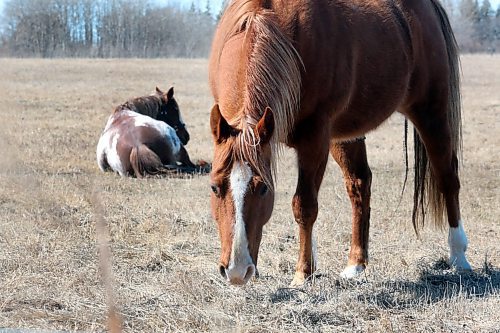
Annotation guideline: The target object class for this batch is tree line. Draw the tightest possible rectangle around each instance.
[444,0,500,52]
[0,0,499,58]
[0,0,218,57]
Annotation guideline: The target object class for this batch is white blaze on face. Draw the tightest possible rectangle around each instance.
[227,162,254,278]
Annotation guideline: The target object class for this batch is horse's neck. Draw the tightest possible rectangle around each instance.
[128,97,160,118]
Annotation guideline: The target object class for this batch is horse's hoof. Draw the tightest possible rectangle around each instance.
[289,271,307,287]
[340,264,365,279]
[449,255,472,271]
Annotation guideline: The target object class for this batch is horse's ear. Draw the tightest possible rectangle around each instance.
[210,104,232,143]
[167,87,174,99]
[255,107,274,144]
[155,86,163,95]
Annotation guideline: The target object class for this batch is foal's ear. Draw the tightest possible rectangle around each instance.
[155,86,163,95]
[255,107,274,144]
[210,104,232,143]
[167,87,174,100]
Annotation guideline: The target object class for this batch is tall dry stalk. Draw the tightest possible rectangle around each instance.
[92,189,123,333]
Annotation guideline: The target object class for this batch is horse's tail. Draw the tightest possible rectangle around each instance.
[412,0,462,232]
[129,144,163,178]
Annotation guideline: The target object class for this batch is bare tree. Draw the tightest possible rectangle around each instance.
[0,0,216,57]
[1,0,498,56]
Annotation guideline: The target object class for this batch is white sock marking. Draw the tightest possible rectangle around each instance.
[340,265,365,279]
[448,220,472,270]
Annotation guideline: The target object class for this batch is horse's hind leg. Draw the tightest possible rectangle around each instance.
[330,139,372,278]
[407,102,471,270]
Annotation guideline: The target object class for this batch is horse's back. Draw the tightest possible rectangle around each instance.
[276,0,450,138]
[265,0,416,138]
[291,0,450,104]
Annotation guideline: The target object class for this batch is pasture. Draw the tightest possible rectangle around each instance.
[0,55,498,332]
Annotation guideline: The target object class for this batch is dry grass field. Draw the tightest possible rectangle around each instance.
[0,55,498,332]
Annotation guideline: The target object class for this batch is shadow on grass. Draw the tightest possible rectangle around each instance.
[268,259,500,310]
[357,259,500,309]
[151,161,211,178]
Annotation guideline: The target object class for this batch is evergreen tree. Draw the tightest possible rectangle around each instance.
[480,0,493,17]
[478,0,493,48]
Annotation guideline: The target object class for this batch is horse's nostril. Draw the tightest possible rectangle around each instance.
[219,265,227,279]
[244,264,256,282]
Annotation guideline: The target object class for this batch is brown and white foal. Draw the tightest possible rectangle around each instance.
[96,89,195,177]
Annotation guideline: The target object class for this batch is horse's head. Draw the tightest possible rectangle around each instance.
[209,103,276,285]
[156,86,190,145]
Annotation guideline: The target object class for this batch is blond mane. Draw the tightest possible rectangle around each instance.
[213,0,303,187]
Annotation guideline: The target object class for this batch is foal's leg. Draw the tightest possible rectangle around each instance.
[290,142,329,286]
[330,139,372,278]
[408,107,471,270]
[176,146,196,169]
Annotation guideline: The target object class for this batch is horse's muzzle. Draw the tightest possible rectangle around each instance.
[219,263,255,285]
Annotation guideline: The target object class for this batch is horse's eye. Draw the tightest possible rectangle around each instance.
[259,184,268,196]
[211,184,220,197]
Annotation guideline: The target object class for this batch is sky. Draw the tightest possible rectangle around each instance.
[165,0,225,15]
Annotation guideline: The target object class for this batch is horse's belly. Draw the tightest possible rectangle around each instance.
[330,106,396,141]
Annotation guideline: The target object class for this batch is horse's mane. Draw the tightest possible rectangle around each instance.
[213,0,302,187]
[114,94,164,119]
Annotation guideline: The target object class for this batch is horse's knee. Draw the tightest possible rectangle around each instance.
[355,163,372,185]
[345,167,372,199]
[292,193,318,226]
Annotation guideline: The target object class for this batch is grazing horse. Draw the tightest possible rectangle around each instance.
[208,0,471,286]
[97,107,195,178]
[120,86,190,145]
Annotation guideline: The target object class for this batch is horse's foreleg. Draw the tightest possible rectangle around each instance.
[330,139,372,279]
[290,143,329,287]
[176,146,196,169]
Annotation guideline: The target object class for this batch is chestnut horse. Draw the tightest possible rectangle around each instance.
[208,0,471,285]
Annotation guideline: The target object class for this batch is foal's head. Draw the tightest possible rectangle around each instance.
[209,104,276,285]
[155,87,190,145]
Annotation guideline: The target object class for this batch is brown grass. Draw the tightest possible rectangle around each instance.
[0,55,499,332]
